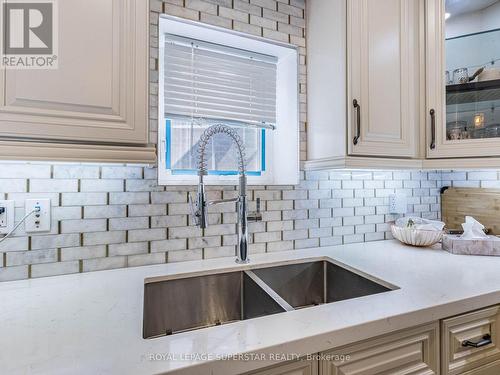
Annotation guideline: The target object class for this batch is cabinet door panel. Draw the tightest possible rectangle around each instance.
[0,0,148,144]
[245,359,318,375]
[320,323,439,375]
[425,0,500,158]
[348,0,420,157]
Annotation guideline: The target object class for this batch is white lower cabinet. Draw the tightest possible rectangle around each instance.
[320,323,439,375]
[246,323,439,375]
[441,305,500,375]
[247,306,500,375]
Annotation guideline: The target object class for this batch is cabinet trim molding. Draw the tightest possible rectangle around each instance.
[303,156,423,170]
[0,140,156,164]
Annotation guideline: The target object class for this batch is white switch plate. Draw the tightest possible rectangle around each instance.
[0,200,15,234]
[25,199,51,233]
[389,193,407,214]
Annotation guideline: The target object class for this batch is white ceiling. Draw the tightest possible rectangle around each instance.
[446,0,500,16]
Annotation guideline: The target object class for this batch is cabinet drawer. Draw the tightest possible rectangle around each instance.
[460,359,500,375]
[441,305,500,375]
[244,359,318,375]
[320,323,439,375]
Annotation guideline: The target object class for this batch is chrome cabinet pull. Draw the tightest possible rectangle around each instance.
[430,109,436,150]
[462,334,492,348]
[353,99,361,145]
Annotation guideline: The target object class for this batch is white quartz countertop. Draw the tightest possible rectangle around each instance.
[3,240,500,375]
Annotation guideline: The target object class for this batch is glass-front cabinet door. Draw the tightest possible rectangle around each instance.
[426,0,500,158]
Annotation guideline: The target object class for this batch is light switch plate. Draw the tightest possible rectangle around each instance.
[0,200,15,234]
[25,199,51,233]
[389,193,407,214]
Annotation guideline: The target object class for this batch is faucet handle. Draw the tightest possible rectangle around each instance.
[189,184,208,229]
[248,198,262,222]
[188,193,198,226]
[188,193,200,226]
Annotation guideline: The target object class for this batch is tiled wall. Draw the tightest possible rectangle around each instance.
[0,164,446,282]
[0,1,495,282]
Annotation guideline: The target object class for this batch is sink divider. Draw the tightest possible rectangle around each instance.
[244,270,295,312]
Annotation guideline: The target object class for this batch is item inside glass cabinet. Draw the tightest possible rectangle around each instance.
[445,0,500,141]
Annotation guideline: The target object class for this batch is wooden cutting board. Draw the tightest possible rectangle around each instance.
[441,187,500,235]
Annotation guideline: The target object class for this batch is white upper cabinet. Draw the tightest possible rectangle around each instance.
[306,0,422,170]
[0,0,151,162]
[347,0,421,158]
[426,0,500,159]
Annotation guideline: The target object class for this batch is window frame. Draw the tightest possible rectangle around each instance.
[157,15,299,186]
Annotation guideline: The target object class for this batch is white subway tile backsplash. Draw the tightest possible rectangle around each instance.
[0,265,29,281]
[31,234,80,250]
[61,219,107,234]
[355,224,376,234]
[309,227,332,238]
[468,171,498,180]
[6,249,57,266]
[169,226,203,239]
[110,192,149,205]
[83,231,126,246]
[109,242,148,256]
[342,180,363,189]
[126,179,163,192]
[128,253,165,267]
[62,192,107,206]
[61,245,106,261]
[83,256,127,272]
[365,232,385,242]
[168,248,203,262]
[30,179,78,193]
[128,228,166,242]
[151,191,187,204]
[0,164,50,179]
[295,238,318,249]
[0,179,27,193]
[151,238,186,252]
[53,165,100,179]
[343,216,364,226]
[109,217,148,231]
[84,205,126,219]
[101,166,142,179]
[2,0,499,282]
[52,206,83,221]
[31,261,79,278]
[320,236,342,246]
[151,215,187,228]
[81,179,124,192]
[334,226,354,236]
[343,234,365,244]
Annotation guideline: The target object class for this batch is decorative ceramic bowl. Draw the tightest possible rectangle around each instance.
[391,225,443,247]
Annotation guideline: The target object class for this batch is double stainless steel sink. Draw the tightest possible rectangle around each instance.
[143,259,396,339]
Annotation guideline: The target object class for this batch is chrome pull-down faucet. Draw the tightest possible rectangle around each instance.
[189,124,262,264]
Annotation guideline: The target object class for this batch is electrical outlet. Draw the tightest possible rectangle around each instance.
[0,200,15,234]
[25,199,51,233]
[389,193,407,214]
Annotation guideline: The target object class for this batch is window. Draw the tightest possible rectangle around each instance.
[158,16,299,185]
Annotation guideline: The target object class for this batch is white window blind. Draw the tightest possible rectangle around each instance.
[164,35,277,127]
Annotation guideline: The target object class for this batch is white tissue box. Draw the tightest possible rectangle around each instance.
[442,234,500,256]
